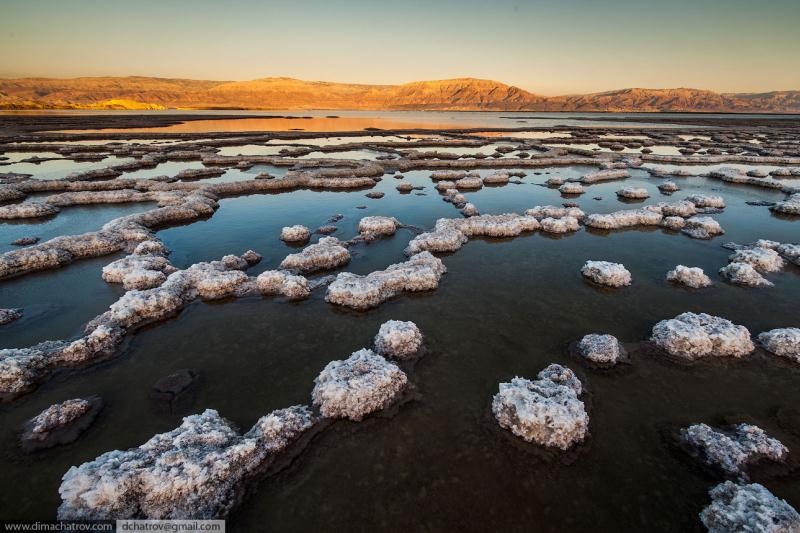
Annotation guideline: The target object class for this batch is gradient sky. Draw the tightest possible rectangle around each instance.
[1,0,798,95]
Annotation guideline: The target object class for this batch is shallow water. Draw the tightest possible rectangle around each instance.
[0,128,799,531]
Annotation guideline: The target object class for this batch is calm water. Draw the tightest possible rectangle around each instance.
[0,126,798,531]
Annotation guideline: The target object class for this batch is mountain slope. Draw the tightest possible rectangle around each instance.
[0,76,797,112]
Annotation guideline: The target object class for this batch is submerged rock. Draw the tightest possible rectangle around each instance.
[21,396,103,452]
[279,237,350,273]
[280,225,311,243]
[757,328,800,363]
[681,423,788,477]
[651,312,754,360]
[719,262,773,288]
[666,265,712,288]
[700,481,800,533]
[312,349,408,421]
[358,216,399,237]
[325,252,446,310]
[492,364,588,450]
[0,308,23,325]
[577,334,624,366]
[373,320,423,359]
[682,216,724,239]
[581,260,632,287]
[58,406,315,519]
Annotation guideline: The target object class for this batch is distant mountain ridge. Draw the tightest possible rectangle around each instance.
[1,76,798,113]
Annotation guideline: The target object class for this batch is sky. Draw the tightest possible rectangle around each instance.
[1,0,798,95]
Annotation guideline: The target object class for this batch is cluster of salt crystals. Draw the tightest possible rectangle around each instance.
[0,202,60,219]
[577,334,624,366]
[279,237,350,273]
[492,364,588,450]
[682,216,725,240]
[700,481,800,533]
[280,225,310,243]
[325,252,446,310]
[757,328,800,363]
[578,169,630,183]
[681,423,788,477]
[58,406,316,519]
[0,308,23,325]
[28,399,92,436]
[666,265,712,288]
[650,312,754,360]
[616,187,649,199]
[770,192,800,216]
[718,244,784,288]
[358,216,399,236]
[559,182,584,195]
[101,240,177,290]
[581,260,632,287]
[373,320,423,359]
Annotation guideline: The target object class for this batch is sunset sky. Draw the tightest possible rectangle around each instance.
[1,0,798,95]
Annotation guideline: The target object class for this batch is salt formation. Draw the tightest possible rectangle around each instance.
[581,260,632,287]
[577,334,624,366]
[492,364,588,450]
[525,205,584,220]
[545,176,564,186]
[658,200,697,217]
[483,172,510,185]
[666,265,712,288]
[729,248,784,273]
[682,216,724,239]
[651,312,754,360]
[559,183,584,195]
[541,216,580,233]
[757,328,800,363]
[770,193,800,216]
[279,237,350,273]
[312,349,408,420]
[658,181,679,193]
[616,187,649,199]
[373,320,423,359]
[430,170,467,180]
[280,225,311,243]
[358,216,399,237]
[0,202,60,220]
[0,308,23,325]
[686,194,726,209]
[681,423,788,476]
[661,216,686,230]
[719,263,773,287]
[404,213,541,256]
[20,396,103,451]
[461,203,480,217]
[435,180,456,191]
[579,169,629,183]
[396,182,413,192]
[325,252,446,309]
[256,270,311,300]
[455,176,483,189]
[700,482,800,533]
[584,207,662,230]
[58,406,315,519]
[777,243,800,266]
[102,243,177,290]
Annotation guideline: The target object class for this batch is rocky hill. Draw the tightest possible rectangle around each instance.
[0,76,797,112]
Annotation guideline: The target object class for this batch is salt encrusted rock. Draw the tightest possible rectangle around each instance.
[757,328,800,363]
[316,225,338,235]
[681,423,788,477]
[580,169,629,183]
[133,240,168,256]
[405,226,467,255]
[492,364,588,450]
[545,176,565,186]
[686,194,726,209]
[661,216,686,230]
[581,260,632,287]
[559,182,584,195]
[666,265,712,288]
[0,202,60,220]
[58,406,315,519]
[616,187,650,199]
[396,182,413,192]
[435,180,456,191]
[241,249,262,265]
[280,225,311,243]
[461,203,480,217]
[771,193,800,216]
[256,270,310,300]
[729,248,784,273]
[430,170,467,181]
[658,181,680,193]
[373,320,423,359]
[0,308,23,325]
[102,255,177,290]
[358,216,399,236]
[584,207,663,229]
[719,263,773,288]
[682,216,724,239]
[279,237,350,273]
[525,205,584,220]
[700,482,800,533]
[577,334,624,366]
[326,252,446,310]
[658,200,697,217]
[483,172,510,185]
[0,186,26,203]
[312,349,408,421]
[365,191,385,199]
[777,243,800,266]
[11,236,39,246]
[651,312,754,360]
[541,216,580,233]
[20,396,103,452]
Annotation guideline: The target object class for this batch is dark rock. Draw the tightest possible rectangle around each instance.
[0,308,23,325]
[365,192,385,199]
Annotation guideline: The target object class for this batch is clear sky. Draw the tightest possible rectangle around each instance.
[1,0,798,95]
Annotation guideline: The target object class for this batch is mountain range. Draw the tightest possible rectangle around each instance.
[1,76,798,113]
